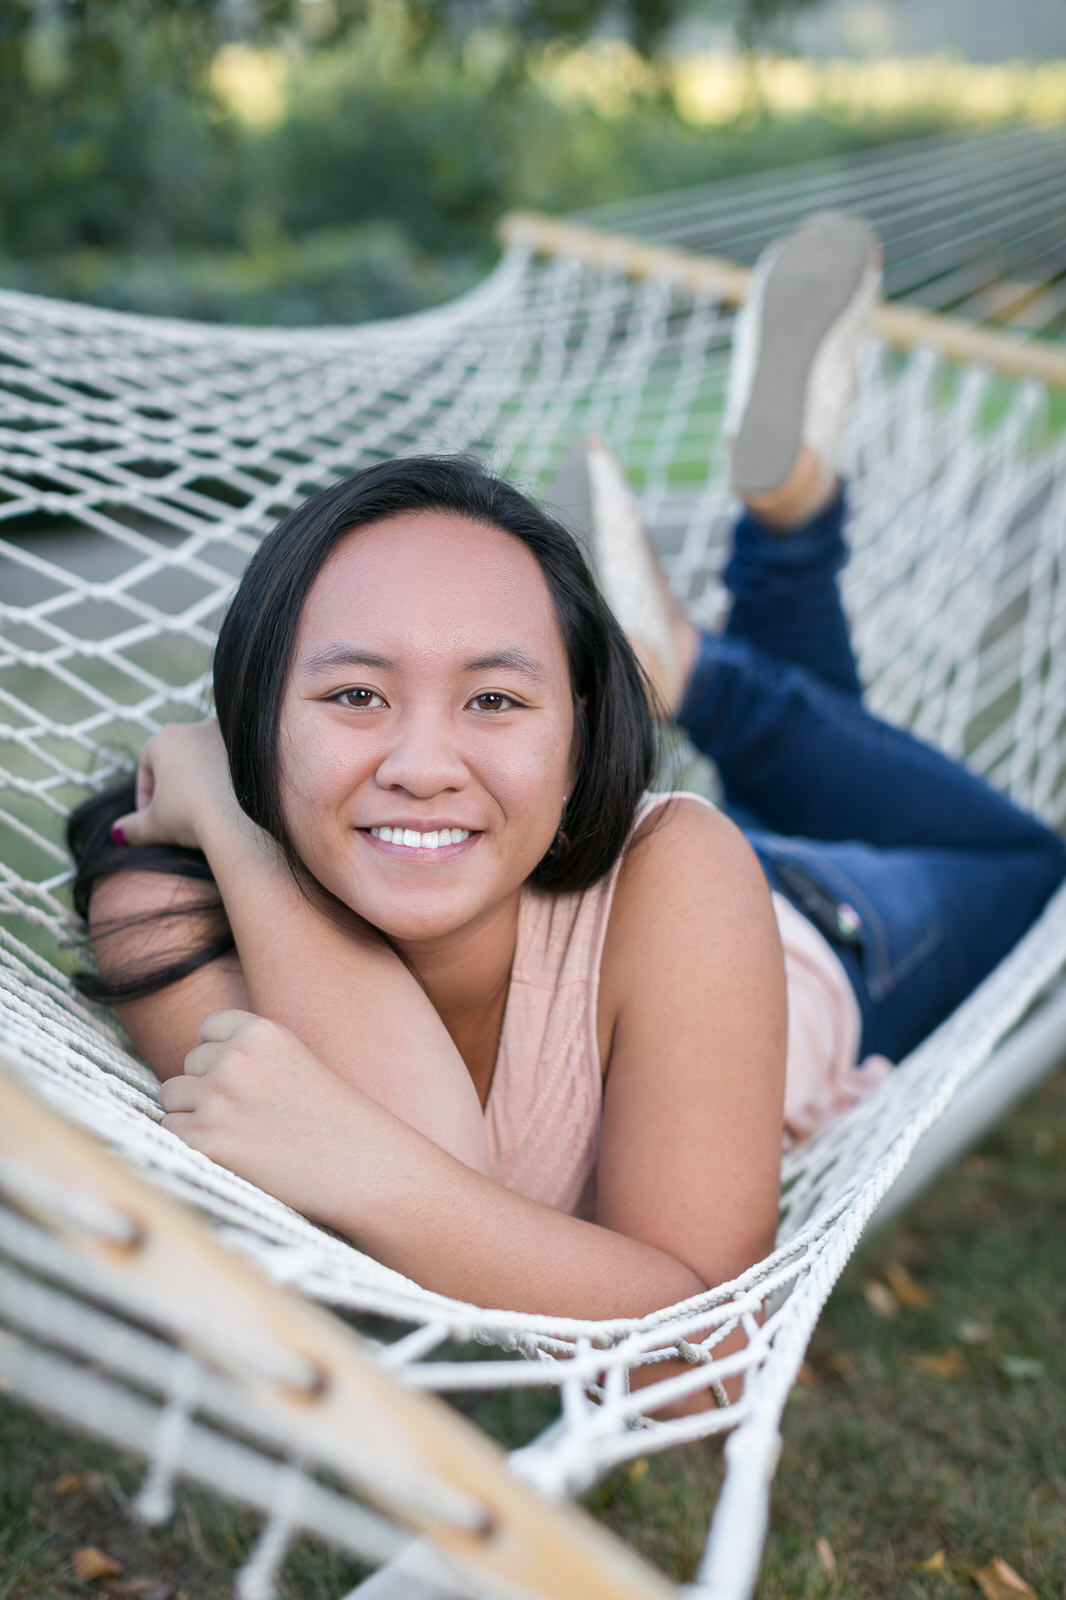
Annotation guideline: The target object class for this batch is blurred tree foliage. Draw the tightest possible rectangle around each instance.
[1,0,910,325]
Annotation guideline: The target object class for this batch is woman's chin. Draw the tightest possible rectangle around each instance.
[361,900,499,948]
[316,872,503,947]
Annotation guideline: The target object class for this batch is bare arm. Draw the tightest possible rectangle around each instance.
[109,723,785,1358]
[103,722,490,1174]
[352,799,785,1309]
[595,797,786,1292]
[88,869,249,1082]
[159,796,786,1332]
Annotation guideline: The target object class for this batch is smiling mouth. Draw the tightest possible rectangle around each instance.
[367,826,472,852]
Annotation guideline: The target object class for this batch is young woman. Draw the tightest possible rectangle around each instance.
[69,213,1066,1334]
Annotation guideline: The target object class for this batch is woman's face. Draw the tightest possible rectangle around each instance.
[277,511,578,947]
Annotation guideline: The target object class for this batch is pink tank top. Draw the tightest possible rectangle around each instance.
[485,792,892,1218]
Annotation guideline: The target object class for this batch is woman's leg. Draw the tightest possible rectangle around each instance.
[561,210,1066,1060]
[747,831,1066,1061]
[679,487,1066,1056]
[685,212,1064,1055]
[721,487,861,698]
[676,606,1060,856]
[673,209,1053,856]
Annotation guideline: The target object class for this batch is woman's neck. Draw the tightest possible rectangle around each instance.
[392,894,521,1105]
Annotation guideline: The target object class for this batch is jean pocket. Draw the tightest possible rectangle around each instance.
[760,838,945,1003]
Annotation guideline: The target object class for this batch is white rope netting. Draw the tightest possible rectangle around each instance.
[2,125,1066,1599]
[581,121,1066,335]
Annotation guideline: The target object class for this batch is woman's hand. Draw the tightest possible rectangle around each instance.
[108,719,494,1177]
[114,719,240,851]
[158,1009,382,1224]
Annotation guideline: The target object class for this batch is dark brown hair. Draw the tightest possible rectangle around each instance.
[69,455,658,1001]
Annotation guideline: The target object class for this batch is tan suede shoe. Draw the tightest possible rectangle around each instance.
[548,434,692,715]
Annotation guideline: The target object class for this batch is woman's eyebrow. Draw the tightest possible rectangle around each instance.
[299,646,394,676]
[462,649,548,682]
[297,645,549,681]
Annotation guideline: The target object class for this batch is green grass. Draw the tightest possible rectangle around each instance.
[2,1068,1063,1598]
[592,1067,1066,1598]
[0,1409,367,1600]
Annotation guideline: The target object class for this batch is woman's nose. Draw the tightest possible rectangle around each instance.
[374,710,470,797]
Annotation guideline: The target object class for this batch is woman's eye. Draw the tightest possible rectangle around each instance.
[333,688,386,709]
[470,692,518,713]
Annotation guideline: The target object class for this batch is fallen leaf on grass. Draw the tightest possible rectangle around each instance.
[997,1355,1044,1382]
[957,1319,993,1344]
[973,1556,1037,1598]
[910,1347,963,1378]
[815,1536,836,1580]
[904,1549,947,1572]
[885,1261,934,1306]
[821,1350,857,1380]
[863,1279,899,1318]
[72,1547,124,1583]
[627,1458,649,1482]
[52,1472,85,1495]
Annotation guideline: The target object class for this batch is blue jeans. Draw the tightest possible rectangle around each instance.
[675,489,1066,1062]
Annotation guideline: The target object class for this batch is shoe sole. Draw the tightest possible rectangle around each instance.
[730,212,877,496]
[546,433,681,692]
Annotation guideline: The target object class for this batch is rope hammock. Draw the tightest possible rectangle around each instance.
[2,122,1066,1599]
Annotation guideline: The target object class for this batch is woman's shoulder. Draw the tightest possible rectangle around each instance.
[598,790,778,1019]
[627,789,755,881]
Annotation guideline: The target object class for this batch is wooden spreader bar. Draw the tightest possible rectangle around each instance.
[498,210,1066,391]
[0,1056,675,1600]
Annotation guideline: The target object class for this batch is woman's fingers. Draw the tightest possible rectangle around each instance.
[158,1071,209,1144]
[106,719,232,852]
[158,1075,201,1113]
[162,1010,293,1160]
[135,743,156,814]
[182,1041,223,1078]
[108,738,159,843]
[184,1010,273,1078]
[110,736,161,844]
[109,807,151,847]
[196,1008,260,1046]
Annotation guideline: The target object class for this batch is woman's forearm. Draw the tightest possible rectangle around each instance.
[162,1009,739,1414]
[334,1110,750,1415]
[196,808,490,1173]
[316,1098,706,1319]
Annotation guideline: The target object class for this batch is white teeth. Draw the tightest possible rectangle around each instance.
[370,826,470,850]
